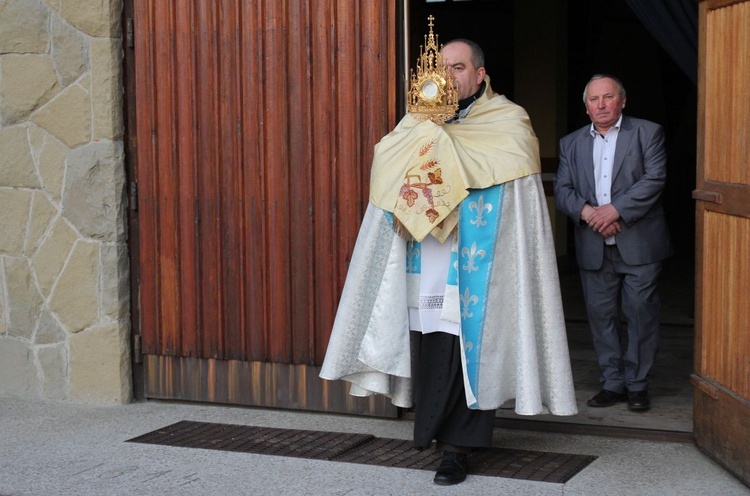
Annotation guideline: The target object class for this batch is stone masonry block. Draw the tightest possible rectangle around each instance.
[63,140,126,242]
[34,309,66,345]
[0,189,32,256]
[32,216,77,298]
[0,0,50,54]
[25,191,58,257]
[69,322,131,404]
[100,242,129,321]
[0,262,6,335]
[0,125,40,188]
[91,37,123,140]
[36,131,69,202]
[60,0,123,38]
[50,11,89,87]
[0,55,60,125]
[49,240,99,332]
[30,83,91,148]
[4,257,43,340]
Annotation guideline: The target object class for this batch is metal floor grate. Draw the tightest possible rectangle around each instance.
[127,421,596,484]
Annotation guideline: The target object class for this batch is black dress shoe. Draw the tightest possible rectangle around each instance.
[587,389,627,407]
[433,451,468,485]
[628,390,651,411]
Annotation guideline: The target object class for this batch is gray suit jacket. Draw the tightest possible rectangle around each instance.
[553,116,672,270]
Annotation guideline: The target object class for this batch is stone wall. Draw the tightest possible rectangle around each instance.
[0,0,131,403]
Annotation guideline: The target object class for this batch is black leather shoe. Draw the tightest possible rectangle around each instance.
[433,451,468,485]
[628,390,651,411]
[587,389,627,407]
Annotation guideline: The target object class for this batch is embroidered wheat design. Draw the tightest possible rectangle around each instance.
[419,139,435,157]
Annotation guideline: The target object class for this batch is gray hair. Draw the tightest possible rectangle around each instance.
[583,74,627,103]
[443,38,485,70]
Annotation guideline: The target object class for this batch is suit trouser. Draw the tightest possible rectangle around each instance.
[579,244,662,393]
[411,331,496,452]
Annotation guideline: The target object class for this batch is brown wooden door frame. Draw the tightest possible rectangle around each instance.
[692,0,750,486]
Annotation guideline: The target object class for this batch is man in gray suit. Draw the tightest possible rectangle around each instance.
[554,74,672,412]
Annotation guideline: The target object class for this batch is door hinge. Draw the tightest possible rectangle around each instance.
[133,333,142,364]
[126,18,134,48]
[129,180,138,211]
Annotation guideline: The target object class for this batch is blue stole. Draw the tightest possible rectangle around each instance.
[457,185,505,407]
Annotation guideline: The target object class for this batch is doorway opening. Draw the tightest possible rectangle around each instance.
[406,0,697,438]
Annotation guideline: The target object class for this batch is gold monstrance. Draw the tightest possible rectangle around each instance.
[407,16,459,124]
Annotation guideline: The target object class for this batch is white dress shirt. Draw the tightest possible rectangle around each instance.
[590,115,622,245]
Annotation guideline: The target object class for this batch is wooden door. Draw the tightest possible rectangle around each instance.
[129,0,398,416]
[692,0,750,485]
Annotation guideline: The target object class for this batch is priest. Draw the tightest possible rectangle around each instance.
[320,22,577,486]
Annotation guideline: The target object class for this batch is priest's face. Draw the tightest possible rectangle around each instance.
[441,42,485,101]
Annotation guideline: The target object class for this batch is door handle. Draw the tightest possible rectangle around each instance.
[692,189,723,204]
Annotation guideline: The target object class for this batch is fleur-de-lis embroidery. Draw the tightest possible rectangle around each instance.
[469,195,492,227]
[406,242,420,273]
[460,286,479,319]
[461,242,486,273]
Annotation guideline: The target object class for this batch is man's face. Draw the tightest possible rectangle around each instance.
[441,42,485,101]
[585,77,626,132]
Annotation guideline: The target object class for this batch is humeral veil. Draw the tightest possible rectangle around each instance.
[320,79,578,416]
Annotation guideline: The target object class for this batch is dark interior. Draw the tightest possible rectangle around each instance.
[407,0,697,436]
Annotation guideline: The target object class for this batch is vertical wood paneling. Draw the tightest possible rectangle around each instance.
[195,1,222,359]
[240,0,269,362]
[264,0,293,363]
[135,0,396,370]
[334,2,361,295]
[701,212,750,397]
[311,0,338,365]
[153,2,181,356]
[218,0,245,359]
[134,1,159,354]
[175,2,199,357]
[287,0,315,364]
[705,2,750,185]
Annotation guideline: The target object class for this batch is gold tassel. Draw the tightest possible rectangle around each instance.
[391,217,414,242]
